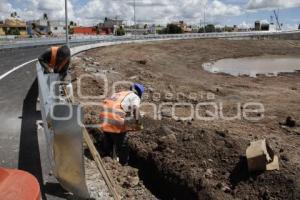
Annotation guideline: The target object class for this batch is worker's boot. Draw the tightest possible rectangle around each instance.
[112,143,118,161]
[118,133,129,166]
[103,133,113,157]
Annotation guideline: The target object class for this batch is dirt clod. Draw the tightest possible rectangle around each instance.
[285,116,296,127]
[136,60,147,65]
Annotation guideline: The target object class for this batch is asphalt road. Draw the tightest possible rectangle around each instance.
[0,46,68,199]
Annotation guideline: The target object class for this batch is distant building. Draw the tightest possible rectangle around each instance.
[222,26,234,32]
[171,21,192,33]
[261,23,269,31]
[0,18,27,36]
[73,27,98,35]
[269,23,277,32]
[125,24,157,35]
[49,20,65,35]
[104,18,123,27]
[71,17,124,35]
[255,20,271,31]
[0,21,5,35]
[255,21,261,31]
[98,18,124,35]
[233,25,239,32]
[27,18,49,36]
[191,25,200,33]
[149,25,157,34]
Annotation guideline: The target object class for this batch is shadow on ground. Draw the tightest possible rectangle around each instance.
[18,78,69,200]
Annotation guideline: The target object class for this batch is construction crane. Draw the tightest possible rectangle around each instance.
[273,10,282,30]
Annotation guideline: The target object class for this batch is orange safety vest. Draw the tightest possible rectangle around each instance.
[100,91,132,134]
[49,46,59,70]
[49,46,69,73]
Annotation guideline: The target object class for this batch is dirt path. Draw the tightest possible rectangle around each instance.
[71,39,300,200]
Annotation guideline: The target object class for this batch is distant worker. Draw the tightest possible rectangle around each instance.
[38,45,71,76]
[99,83,145,165]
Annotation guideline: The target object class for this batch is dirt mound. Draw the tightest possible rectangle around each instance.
[128,118,299,200]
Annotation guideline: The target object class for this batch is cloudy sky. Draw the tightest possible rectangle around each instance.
[1,0,300,29]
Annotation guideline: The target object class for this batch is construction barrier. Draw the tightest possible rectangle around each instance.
[2,30,300,50]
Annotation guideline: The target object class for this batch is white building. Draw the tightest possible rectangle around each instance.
[49,20,65,35]
[27,19,49,35]
[269,24,277,32]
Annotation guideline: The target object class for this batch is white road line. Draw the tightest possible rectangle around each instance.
[0,59,37,81]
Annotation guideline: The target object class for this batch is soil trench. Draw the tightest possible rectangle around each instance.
[128,145,199,200]
[70,39,300,200]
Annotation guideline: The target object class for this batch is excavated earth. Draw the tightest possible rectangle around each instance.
[70,39,300,200]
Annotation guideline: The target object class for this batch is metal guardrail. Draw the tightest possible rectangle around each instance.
[0,35,17,40]
[2,30,300,50]
[36,63,89,198]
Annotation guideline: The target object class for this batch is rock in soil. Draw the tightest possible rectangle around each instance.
[285,116,296,127]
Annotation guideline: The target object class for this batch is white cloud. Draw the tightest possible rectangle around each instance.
[76,0,243,25]
[0,0,13,20]
[238,21,253,29]
[76,0,133,25]
[283,23,299,30]
[33,0,75,20]
[1,0,75,21]
[76,0,184,25]
[247,0,300,10]
[2,0,298,26]
[1,0,245,26]
[0,0,241,25]
[207,0,242,17]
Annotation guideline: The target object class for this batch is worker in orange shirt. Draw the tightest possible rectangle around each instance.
[38,45,71,77]
[99,83,145,165]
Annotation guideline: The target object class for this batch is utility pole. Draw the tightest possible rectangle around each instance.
[199,19,201,28]
[134,0,136,39]
[203,2,206,33]
[65,0,69,47]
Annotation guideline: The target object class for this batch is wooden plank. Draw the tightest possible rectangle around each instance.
[83,129,121,200]
[63,87,120,200]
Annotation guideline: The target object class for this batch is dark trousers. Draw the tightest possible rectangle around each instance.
[103,132,129,165]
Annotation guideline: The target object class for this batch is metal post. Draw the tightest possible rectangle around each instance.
[65,0,69,47]
[204,4,206,33]
[134,0,136,39]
